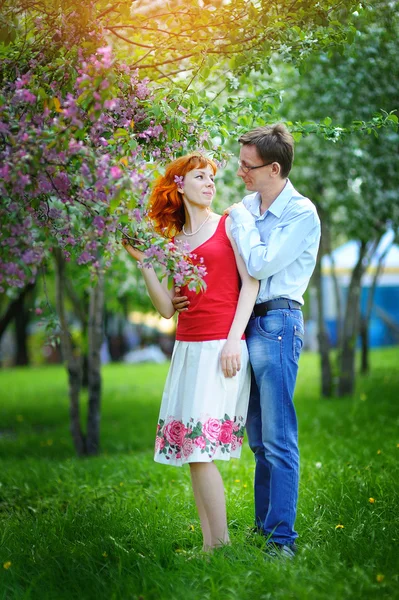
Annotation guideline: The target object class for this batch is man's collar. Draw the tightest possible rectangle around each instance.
[246,179,294,218]
[267,179,294,217]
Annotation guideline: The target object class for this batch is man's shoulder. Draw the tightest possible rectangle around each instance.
[287,185,320,222]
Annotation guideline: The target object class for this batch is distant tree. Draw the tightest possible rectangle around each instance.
[279,0,399,395]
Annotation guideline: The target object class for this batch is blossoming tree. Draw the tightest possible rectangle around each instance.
[0,4,212,455]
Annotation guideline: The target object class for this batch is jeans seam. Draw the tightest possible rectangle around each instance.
[282,316,296,542]
[280,312,294,540]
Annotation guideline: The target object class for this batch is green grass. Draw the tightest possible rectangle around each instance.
[0,349,398,600]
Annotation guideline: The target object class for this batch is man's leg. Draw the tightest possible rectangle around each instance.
[245,366,271,529]
[246,310,304,546]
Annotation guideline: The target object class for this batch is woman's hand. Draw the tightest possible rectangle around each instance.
[121,238,146,262]
[220,339,241,378]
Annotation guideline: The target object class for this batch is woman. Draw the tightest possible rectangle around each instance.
[122,153,258,552]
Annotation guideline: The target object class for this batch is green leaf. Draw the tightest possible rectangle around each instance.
[292,132,302,143]
[114,128,129,138]
[109,196,120,214]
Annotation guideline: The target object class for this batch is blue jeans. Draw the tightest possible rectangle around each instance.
[245,308,304,545]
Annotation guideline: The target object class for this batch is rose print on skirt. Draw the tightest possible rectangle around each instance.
[155,413,245,466]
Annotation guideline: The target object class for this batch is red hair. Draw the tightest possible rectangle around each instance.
[148,153,217,238]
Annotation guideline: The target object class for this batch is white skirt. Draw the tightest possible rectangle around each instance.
[154,339,250,467]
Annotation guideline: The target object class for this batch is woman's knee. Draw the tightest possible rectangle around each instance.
[189,461,213,472]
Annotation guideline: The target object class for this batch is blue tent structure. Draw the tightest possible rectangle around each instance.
[321,230,399,347]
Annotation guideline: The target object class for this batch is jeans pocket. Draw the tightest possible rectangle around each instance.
[256,311,285,340]
[293,325,304,363]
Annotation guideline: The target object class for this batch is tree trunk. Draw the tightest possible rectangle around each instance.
[312,199,333,397]
[337,237,381,396]
[314,243,333,397]
[329,252,343,349]
[65,278,89,387]
[319,212,343,350]
[14,299,30,366]
[360,240,393,374]
[86,271,104,456]
[13,282,36,366]
[54,248,86,456]
[0,282,35,353]
[359,316,369,374]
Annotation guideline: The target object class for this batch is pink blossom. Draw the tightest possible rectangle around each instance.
[104,99,118,110]
[93,216,105,230]
[0,165,10,182]
[77,251,93,265]
[97,46,113,68]
[54,172,70,193]
[110,166,122,179]
[136,81,150,100]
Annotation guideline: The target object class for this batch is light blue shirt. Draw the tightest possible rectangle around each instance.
[230,179,321,305]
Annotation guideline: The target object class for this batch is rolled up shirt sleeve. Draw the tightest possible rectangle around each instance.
[230,202,320,280]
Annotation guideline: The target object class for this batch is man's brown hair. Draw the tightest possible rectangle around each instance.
[239,123,294,178]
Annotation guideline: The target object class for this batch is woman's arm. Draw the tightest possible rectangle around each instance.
[122,240,176,319]
[221,217,259,378]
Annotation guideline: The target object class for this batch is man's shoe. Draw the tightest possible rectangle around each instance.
[264,542,297,560]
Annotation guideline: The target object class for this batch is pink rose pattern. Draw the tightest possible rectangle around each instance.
[163,420,186,447]
[155,414,245,462]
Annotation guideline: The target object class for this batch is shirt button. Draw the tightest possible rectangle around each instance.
[278,336,282,341]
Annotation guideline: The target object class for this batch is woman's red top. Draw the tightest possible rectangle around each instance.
[176,215,244,342]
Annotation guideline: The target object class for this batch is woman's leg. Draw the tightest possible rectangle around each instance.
[189,464,212,549]
[189,462,230,551]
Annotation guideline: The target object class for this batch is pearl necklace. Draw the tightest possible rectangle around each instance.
[182,211,212,237]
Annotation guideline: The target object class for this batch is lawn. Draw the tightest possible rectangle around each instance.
[0,348,398,600]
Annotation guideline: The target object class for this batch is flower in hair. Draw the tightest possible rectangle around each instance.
[174,175,184,188]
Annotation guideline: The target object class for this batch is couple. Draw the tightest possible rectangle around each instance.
[122,123,321,558]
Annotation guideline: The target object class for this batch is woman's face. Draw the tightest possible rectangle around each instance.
[179,164,216,208]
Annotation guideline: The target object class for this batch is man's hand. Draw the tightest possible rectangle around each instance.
[172,287,190,312]
[220,339,241,378]
[224,203,241,216]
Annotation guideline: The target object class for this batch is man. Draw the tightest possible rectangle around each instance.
[173,124,321,558]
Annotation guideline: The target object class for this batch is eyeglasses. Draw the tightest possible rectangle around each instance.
[237,159,273,174]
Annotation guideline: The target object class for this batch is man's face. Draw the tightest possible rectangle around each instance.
[237,144,272,192]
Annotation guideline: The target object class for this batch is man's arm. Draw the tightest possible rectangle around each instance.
[229,203,320,280]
